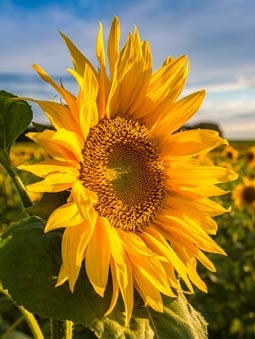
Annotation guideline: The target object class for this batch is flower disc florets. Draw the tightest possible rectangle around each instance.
[242,186,255,204]
[79,117,165,231]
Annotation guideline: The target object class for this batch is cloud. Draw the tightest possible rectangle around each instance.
[2,0,255,79]
[0,2,101,73]
[187,75,255,94]
[0,0,254,139]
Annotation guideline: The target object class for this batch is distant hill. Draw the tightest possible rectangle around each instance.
[16,121,223,142]
[184,122,223,137]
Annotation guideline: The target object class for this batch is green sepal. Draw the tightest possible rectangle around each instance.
[0,217,208,338]
[0,90,32,154]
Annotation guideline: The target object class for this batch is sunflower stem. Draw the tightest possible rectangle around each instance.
[0,148,32,209]
[18,305,44,339]
[50,319,73,339]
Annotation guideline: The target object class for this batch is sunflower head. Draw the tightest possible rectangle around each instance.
[232,177,255,214]
[245,146,255,167]
[19,17,237,324]
[222,145,239,161]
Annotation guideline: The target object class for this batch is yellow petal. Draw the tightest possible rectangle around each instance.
[96,22,111,119]
[135,56,188,121]
[96,22,106,68]
[69,65,99,138]
[71,180,98,225]
[32,64,77,114]
[104,224,134,325]
[165,194,229,217]
[150,90,206,136]
[45,202,83,231]
[160,129,228,158]
[86,216,111,297]
[196,250,217,271]
[184,184,229,198]
[155,213,225,255]
[52,128,83,162]
[141,41,152,69]
[55,263,68,287]
[105,259,120,316]
[18,159,77,177]
[106,32,151,118]
[25,171,77,193]
[113,254,134,326]
[162,195,219,234]
[107,16,120,79]
[144,227,194,292]
[128,253,173,297]
[20,99,82,136]
[76,224,96,268]
[59,31,97,78]
[118,229,167,261]
[186,260,208,292]
[165,164,238,187]
[134,277,163,312]
[26,129,83,163]
[59,224,90,292]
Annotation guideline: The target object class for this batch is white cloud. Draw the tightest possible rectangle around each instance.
[0,0,255,139]
[187,75,255,94]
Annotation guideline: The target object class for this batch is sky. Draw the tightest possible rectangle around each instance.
[0,0,255,140]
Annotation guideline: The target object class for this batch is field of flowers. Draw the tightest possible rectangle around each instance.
[0,140,255,338]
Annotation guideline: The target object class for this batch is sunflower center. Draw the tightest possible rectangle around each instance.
[246,152,254,162]
[226,151,233,159]
[80,117,165,231]
[242,186,255,204]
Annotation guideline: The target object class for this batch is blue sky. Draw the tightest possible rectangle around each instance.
[0,0,255,139]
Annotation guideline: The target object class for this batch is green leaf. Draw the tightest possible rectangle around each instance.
[0,90,33,153]
[0,217,208,338]
[32,121,54,132]
[0,217,114,325]
[147,293,208,339]
[26,191,70,219]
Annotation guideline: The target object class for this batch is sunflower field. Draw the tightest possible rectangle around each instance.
[188,141,255,338]
[0,139,254,338]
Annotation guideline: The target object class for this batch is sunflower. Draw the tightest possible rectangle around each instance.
[245,146,255,167]
[222,145,238,161]
[232,177,255,213]
[19,17,237,324]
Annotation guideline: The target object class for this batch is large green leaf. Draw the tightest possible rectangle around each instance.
[0,217,207,338]
[0,90,32,153]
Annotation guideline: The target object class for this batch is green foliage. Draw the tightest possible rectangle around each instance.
[0,90,32,154]
[0,91,33,210]
[188,141,255,338]
[189,204,255,338]
[26,192,70,220]
[0,217,207,338]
